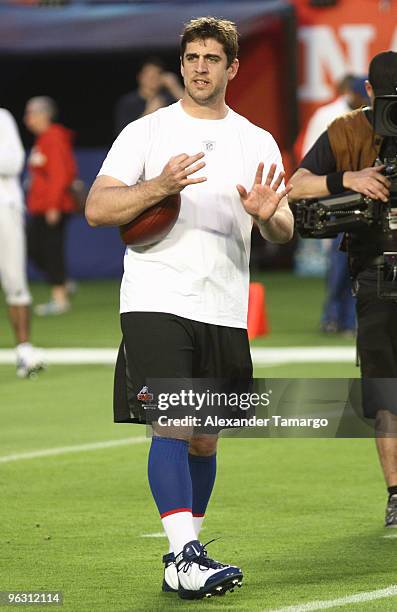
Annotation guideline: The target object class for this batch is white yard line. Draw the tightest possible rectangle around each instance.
[0,347,355,366]
[0,348,118,365]
[0,436,147,464]
[252,347,355,365]
[269,584,397,612]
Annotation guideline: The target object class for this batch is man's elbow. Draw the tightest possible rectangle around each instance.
[85,198,101,227]
[279,226,294,244]
[271,226,294,244]
[86,216,99,228]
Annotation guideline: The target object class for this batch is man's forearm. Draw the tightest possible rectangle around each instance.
[288,168,329,201]
[86,177,168,227]
[256,201,294,243]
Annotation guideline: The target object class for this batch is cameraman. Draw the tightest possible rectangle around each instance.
[289,51,397,527]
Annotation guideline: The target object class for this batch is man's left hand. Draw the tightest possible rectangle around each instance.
[160,72,184,99]
[161,72,180,90]
[46,209,61,225]
[237,163,292,223]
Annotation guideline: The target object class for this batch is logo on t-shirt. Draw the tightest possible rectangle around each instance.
[202,140,216,152]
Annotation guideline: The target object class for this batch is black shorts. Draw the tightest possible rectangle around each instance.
[356,269,397,417]
[113,311,253,424]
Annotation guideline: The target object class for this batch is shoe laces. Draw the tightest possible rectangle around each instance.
[178,539,226,573]
[386,495,397,525]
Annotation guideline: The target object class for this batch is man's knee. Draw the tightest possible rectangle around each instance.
[375,409,397,437]
[3,280,31,306]
[189,435,218,456]
[152,423,193,441]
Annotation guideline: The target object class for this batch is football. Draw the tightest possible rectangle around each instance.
[119,193,181,247]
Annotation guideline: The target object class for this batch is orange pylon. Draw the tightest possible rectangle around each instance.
[247,282,269,340]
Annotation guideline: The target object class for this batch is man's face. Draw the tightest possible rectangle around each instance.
[347,91,369,111]
[181,38,238,106]
[23,102,49,135]
[137,64,163,94]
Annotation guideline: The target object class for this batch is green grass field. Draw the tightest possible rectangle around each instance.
[2,274,395,611]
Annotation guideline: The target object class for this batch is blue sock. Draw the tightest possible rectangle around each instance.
[188,453,217,517]
[148,437,192,518]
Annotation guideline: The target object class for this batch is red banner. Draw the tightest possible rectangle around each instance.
[293,0,397,127]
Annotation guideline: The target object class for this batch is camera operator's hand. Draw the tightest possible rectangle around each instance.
[343,166,391,202]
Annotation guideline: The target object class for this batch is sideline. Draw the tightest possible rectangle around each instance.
[0,346,355,366]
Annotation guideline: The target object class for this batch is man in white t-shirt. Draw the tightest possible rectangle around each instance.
[0,108,44,378]
[86,17,293,600]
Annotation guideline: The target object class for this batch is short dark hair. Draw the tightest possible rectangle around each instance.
[368,51,397,96]
[337,74,354,95]
[180,16,239,68]
[138,57,165,72]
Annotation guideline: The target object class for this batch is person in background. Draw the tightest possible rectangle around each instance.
[0,106,44,377]
[301,75,363,157]
[289,51,397,527]
[300,75,370,334]
[24,96,77,316]
[114,57,184,136]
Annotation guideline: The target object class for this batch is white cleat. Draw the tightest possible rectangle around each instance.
[162,553,178,593]
[175,539,243,600]
[16,345,45,379]
[34,301,70,316]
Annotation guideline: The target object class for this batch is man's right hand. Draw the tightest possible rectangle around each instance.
[85,153,206,228]
[343,165,391,202]
[156,153,207,195]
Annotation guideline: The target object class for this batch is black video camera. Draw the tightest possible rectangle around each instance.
[373,94,397,139]
[294,191,383,239]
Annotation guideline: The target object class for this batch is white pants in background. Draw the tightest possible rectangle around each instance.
[0,203,32,306]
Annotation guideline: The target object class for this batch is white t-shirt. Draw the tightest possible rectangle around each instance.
[0,108,25,210]
[99,101,284,328]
